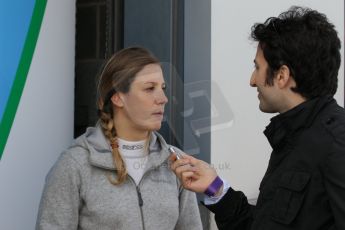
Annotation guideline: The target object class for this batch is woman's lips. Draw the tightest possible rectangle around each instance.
[152,111,164,118]
[153,110,164,115]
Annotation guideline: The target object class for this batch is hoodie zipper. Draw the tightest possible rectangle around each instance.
[136,186,145,230]
[128,174,150,230]
[127,164,167,230]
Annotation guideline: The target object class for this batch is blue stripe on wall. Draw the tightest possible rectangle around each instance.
[0,0,36,121]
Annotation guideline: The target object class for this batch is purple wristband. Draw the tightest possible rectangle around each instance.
[204,176,223,197]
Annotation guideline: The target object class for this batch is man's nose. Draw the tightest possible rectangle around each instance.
[250,73,257,87]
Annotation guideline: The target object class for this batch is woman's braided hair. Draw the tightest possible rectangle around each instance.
[97,47,159,185]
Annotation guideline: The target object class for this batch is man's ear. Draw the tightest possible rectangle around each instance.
[276,65,291,89]
[111,93,124,107]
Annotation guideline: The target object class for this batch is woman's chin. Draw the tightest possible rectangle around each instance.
[149,123,162,131]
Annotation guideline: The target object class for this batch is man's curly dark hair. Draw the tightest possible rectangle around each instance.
[251,6,341,99]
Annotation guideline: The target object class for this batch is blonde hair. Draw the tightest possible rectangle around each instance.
[97,47,159,185]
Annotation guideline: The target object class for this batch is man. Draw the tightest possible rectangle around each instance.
[171,6,345,230]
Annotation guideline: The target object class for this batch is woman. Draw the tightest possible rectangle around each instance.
[36,47,202,230]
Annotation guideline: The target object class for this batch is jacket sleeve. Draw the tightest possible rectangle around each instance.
[36,152,81,230]
[174,185,203,230]
[204,187,254,230]
[323,126,345,230]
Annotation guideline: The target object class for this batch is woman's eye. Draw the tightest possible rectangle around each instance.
[145,87,155,91]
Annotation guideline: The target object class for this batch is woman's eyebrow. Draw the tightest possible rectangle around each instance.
[143,81,165,85]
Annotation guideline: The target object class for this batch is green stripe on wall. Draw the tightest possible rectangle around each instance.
[0,0,47,160]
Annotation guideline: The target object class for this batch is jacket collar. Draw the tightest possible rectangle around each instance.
[75,124,171,171]
[264,95,334,150]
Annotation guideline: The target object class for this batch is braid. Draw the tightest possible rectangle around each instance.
[99,103,127,185]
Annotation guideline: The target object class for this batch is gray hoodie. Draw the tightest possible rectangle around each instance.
[36,126,202,230]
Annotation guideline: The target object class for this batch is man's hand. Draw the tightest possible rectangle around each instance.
[170,154,218,193]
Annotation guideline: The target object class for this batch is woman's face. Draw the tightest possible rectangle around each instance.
[114,63,168,133]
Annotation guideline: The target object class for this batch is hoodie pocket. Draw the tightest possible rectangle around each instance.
[271,171,311,225]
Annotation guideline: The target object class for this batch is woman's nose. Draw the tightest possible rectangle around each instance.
[156,90,168,104]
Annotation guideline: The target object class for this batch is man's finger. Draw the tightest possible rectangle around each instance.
[169,154,177,162]
[175,163,194,179]
[171,158,191,171]
[181,171,194,188]
[188,156,202,166]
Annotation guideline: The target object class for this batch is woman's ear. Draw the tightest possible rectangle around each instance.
[111,93,124,107]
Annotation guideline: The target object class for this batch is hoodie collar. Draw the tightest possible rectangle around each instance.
[76,125,171,171]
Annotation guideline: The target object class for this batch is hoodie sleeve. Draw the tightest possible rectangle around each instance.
[36,151,82,230]
[174,185,203,230]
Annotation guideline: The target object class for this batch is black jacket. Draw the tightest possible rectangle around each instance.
[206,96,345,230]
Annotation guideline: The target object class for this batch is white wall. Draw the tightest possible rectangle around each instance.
[0,0,75,229]
[211,1,344,228]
